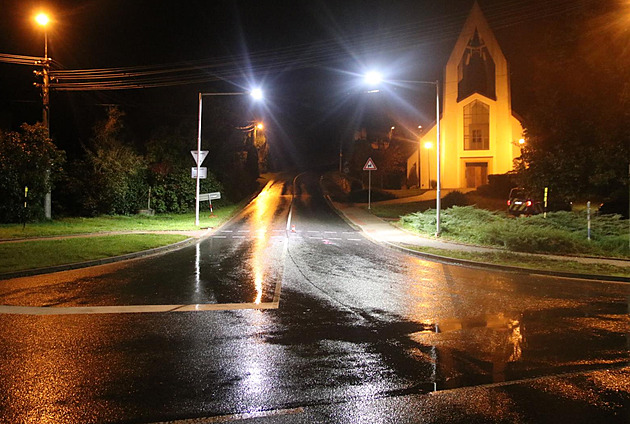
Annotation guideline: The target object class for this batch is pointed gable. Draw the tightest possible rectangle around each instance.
[447,1,506,103]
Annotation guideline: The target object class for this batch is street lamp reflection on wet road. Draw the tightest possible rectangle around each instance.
[249,182,280,304]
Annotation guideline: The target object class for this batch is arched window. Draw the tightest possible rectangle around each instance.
[464,100,489,150]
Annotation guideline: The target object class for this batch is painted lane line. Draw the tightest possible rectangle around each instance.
[221,230,233,233]
[237,230,250,233]
[232,235,246,239]
[329,237,342,240]
[348,238,362,241]
[148,406,304,423]
[307,230,318,233]
[0,301,280,315]
[212,236,227,239]
[324,231,337,234]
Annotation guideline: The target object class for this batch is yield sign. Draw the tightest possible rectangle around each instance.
[363,157,377,171]
[191,150,209,165]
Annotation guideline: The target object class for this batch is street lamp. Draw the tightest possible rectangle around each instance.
[363,73,442,236]
[35,11,52,219]
[195,89,263,226]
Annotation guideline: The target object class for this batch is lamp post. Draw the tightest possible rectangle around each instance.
[35,12,52,219]
[363,74,441,236]
[195,89,263,226]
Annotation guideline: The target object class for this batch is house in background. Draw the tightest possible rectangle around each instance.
[408,1,524,189]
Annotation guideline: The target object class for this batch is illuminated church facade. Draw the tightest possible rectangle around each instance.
[407,2,524,189]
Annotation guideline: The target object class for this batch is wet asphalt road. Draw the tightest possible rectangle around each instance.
[0,173,628,423]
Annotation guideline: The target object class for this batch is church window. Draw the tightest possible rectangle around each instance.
[464,100,489,150]
[458,29,496,101]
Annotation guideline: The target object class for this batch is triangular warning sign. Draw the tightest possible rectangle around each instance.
[191,150,209,165]
[363,157,377,171]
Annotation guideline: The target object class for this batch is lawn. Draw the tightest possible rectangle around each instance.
[0,234,189,273]
[0,204,241,274]
[405,246,630,278]
[0,205,240,240]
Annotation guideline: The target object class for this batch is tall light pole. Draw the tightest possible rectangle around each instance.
[35,12,52,219]
[363,74,441,236]
[195,89,263,226]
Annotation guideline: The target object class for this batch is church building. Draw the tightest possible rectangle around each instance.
[407,2,524,189]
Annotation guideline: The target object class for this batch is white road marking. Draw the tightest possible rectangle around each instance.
[147,407,304,423]
[0,301,280,315]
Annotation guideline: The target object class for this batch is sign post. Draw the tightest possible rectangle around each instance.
[363,157,377,210]
[191,148,209,226]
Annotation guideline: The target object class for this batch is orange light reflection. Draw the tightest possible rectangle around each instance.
[248,182,280,304]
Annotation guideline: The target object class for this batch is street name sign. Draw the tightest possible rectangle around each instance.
[199,192,221,201]
[191,167,207,179]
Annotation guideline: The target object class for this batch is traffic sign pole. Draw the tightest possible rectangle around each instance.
[368,170,372,210]
[363,157,377,211]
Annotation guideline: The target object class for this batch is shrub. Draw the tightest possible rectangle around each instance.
[399,205,628,257]
[442,191,470,208]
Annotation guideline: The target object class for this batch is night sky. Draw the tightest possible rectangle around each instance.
[0,0,615,169]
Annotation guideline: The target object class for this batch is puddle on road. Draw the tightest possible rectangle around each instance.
[407,310,629,391]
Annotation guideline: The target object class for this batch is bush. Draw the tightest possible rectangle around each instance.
[442,191,470,208]
[0,124,65,222]
[399,205,629,257]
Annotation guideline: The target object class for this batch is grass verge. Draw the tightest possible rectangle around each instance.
[403,246,630,278]
[0,205,240,240]
[0,234,189,274]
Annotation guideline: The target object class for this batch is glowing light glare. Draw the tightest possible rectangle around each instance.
[518,138,525,145]
[35,12,50,26]
[364,71,383,86]
[424,141,433,149]
[256,123,264,130]
[250,88,263,100]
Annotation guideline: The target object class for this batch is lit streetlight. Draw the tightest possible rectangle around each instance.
[195,89,264,226]
[362,73,442,236]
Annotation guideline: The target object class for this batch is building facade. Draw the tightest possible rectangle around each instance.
[408,2,524,189]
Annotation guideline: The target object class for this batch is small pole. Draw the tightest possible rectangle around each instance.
[368,169,372,210]
[543,187,548,218]
[339,142,342,173]
[147,187,151,210]
[587,201,591,241]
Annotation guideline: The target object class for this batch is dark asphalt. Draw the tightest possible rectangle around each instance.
[0,173,628,423]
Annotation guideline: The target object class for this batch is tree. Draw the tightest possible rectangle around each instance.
[73,107,147,215]
[0,123,65,222]
[515,3,630,201]
[145,123,223,213]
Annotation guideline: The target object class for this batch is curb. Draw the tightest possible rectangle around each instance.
[323,196,629,283]
[382,240,630,284]
[0,237,197,281]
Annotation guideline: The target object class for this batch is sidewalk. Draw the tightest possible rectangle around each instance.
[330,200,630,282]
